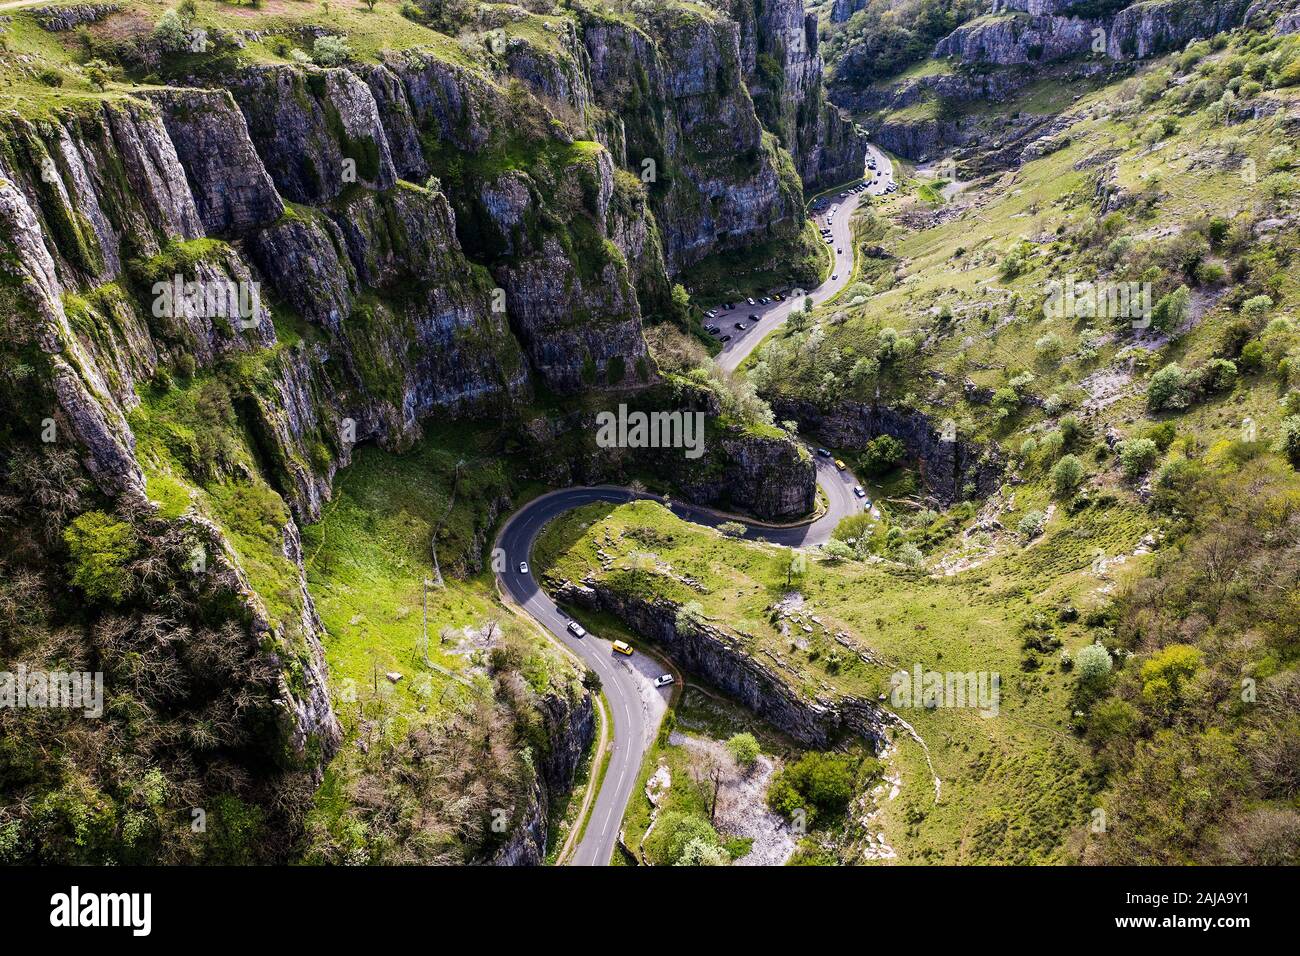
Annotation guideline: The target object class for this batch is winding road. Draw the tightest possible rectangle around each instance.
[494,145,894,866]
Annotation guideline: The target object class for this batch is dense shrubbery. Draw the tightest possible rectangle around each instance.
[643,810,729,866]
[1081,457,1300,864]
[827,0,984,87]
[767,751,877,826]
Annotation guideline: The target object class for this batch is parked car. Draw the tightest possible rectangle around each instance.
[853,486,866,498]
[705,325,719,334]
[567,621,586,638]
[747,313,759,321]
[720,334,732,342]
[612,640,634,656]
[654,674,675,688]
[817,447,831,458]
[746,297,756,306]
[831,273,838,280]
[837,248,842,254]
[735,323,748,332]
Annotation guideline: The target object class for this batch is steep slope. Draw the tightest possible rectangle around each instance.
[0,0,842,863]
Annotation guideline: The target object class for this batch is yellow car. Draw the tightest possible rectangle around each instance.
[611,640,634,656]
[834,459,847,471]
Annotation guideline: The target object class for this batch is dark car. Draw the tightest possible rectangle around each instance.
[735,322,747,331]
[747,313,759,321]
[705,325,719,334]
[720,334,732,342]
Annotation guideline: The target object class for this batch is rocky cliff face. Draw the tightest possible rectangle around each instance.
[0,102,342,768]
[772,397,1004,503]
[1,0,846,863]
[557,580,889,748]
[510,384,817,522]
[933,1,1253,66]
[724,0,868,187]
[579,5,808,272]
[490,686,595,865]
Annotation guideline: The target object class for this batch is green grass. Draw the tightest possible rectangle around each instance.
[300,425,569,722]
[534,498,1097,862]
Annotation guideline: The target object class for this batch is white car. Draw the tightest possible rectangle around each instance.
[853,486,866,498]
[518,561,529,574]
[654,674,675,688]
[567,621,587,638]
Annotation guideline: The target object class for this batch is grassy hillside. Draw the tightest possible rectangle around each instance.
[539,19,1300,865]
[536,498,1097,863]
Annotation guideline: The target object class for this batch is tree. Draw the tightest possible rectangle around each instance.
[1017,510,1045,541]
[676,837,728,866]
[670,283,692,327]
[1076,643,1113,687]
[862,434,906,476]
[64,511,140,604]
[1148,363,1190,411]
[152,9,189,53]
[821,539,854,563]
[896,542,924,568]
[726,732,760,768]
[312,34,352,66]
[1050,454,1086,499]
[1140,644,1202,709]
[767,752,860,825]
[1117,437,1158,478]
[643,811,724,866]
[1277,416,1300,468]
[786,552,807,587]
[717,521,746,538]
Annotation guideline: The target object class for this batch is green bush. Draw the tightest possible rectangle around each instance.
[1017,510,1045,541]
[1117,437,1159,477]
[643,811,726,866]
[726,732,761,768]
[63,511,140,604]
[1075,643,1113,687]
[1139,644,1201,709]
[1147,363,1190,411]
[861,434,906,476]
[1150,285,1190,333]
[1050,454,1086,498]
[312,35,352,66]
[767,751,864,825]
[1276,416,1300,468]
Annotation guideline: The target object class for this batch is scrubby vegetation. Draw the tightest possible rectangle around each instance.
[541,9,1300,865]
[298,431,591,864]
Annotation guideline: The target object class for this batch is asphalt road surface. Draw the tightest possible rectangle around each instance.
[715,142,895,375]
[494,146,892,865]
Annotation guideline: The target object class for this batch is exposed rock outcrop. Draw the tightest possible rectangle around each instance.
[932,1,1253,66]
[772,397,1004,503]
[490,687,596,865]
[726,0,868,187]
[556,581,889,749]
